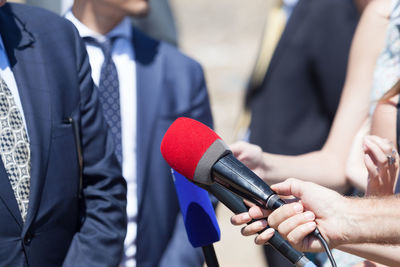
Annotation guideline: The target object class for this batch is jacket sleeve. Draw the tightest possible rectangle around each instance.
[159,61,214,267]
[62,27,127,267]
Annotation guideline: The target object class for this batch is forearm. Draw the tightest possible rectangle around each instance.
[341,196,400,245]
[338,243,400,266]
[262,151,350,192]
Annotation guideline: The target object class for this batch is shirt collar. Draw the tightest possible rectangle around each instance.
[65,9,132,42]
[0,34,5,53]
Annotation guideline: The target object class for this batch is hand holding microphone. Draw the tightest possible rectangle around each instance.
[231,178,347,252]
[204,183,316,267]
[160,117,330,266]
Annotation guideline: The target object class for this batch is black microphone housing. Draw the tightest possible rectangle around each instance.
[211,153,282,209]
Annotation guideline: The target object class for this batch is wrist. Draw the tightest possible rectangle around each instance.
[339,197,379,244]
[318,195,353,248]
[336,197,358,245]
[260,152,275,181]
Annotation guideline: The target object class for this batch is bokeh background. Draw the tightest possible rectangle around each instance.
[9,0,272,265]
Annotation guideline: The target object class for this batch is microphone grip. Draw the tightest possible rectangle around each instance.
[205,183,310,266]
[202,245,219,267]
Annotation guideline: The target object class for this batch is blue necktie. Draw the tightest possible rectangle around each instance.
[85,37,122,164]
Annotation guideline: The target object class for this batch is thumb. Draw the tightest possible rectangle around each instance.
[271,178,307,199]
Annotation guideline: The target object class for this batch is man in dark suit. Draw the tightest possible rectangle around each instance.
[0,1,127,266]
[67,0,213,266]
[245,0,359,266]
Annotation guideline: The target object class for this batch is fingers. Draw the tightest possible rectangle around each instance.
[240,219,268,236]
[364,135,399,196]
[254,228,275,245]
[267,202,304,230]
[230,212,252,226]
[364,153,378,178]
[230,141,246,158]
[285,221,316,246]
[230,141,262,165]
[364,135,398,168]
[277,211,315,238]
[230,141,259,158]
[230,206,271,226]
[270,178,307,199]
[231,210,270,241]
[243,199,256,208]
[254,222,317,248]
[254,204,317,248]
[248,205,271,219]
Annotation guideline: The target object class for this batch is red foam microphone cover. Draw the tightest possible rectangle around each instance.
[161,117,221,180]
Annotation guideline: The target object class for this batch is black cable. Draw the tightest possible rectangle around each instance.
[313,228,337,267]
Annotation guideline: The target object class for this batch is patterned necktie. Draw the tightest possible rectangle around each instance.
[0,75,31,222]
[84,37,122,164]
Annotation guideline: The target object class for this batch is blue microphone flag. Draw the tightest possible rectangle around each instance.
[172,169,221,247]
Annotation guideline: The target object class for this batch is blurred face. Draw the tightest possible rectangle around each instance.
[0,0,6,7]
[97,0,150,18]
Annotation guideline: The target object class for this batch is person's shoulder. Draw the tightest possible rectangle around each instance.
[6,3,76,35]
[309,0,356,13]
[134,27,203,72]
[364,0,392,20]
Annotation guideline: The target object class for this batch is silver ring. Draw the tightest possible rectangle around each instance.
[387,155,395,165]
[387,148,396,165]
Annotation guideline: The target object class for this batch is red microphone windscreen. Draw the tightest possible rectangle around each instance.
[161,117,221,180]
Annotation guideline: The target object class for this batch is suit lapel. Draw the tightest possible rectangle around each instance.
[0,5,52,231]
[133,28,163,211]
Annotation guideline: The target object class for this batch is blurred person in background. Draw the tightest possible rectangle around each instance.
[233,0,400,265]
[232,0,392,211]
[239,0,360,265]
[131,0,178,46]
[66,0,213,266]
[232,0,400,201]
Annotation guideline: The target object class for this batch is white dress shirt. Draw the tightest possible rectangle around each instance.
[283,0,299,19]
[65,12,138,267]
[0,35,28,134]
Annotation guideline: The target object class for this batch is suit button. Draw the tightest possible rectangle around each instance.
[23,233,32,245]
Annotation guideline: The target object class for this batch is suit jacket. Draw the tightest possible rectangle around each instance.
[0,3,127,266]
[132,28,213,267]
[248,0,359,155]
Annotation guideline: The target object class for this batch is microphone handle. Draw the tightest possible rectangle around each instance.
[202,244,219,267]
[204,183,316,267]
[212,154,322,242]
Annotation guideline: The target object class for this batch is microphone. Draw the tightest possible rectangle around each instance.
[161,117,283,210]
[161,117,334,267]
[172,169,220,267]
[202,183,316,267]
